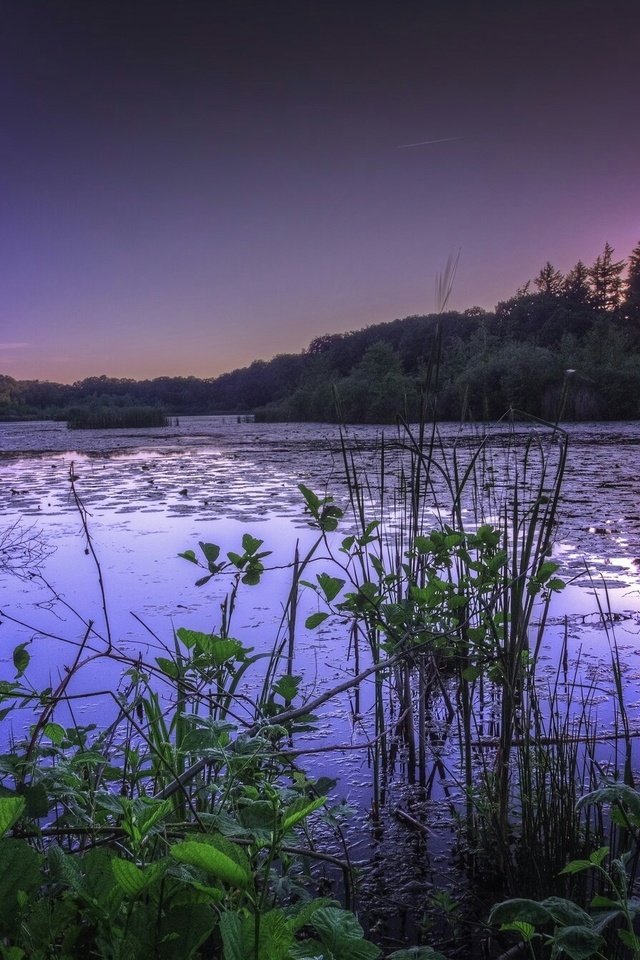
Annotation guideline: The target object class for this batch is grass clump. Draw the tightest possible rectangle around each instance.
[67,405,169,429]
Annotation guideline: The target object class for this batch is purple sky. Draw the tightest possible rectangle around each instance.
[1,1,638,383]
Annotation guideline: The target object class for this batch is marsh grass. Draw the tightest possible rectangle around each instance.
[67,405,169,429]
[331,393,640,927]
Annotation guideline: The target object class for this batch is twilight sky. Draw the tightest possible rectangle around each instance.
[1,0,638,383]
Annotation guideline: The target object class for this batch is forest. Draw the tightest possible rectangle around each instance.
[2,240,640,424]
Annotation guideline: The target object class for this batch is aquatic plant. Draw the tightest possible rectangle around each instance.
[490,781,640,958]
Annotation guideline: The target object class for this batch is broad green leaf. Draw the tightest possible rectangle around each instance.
[17,782,49,819]
[500,921,535,941]
[199,636,245,666]
[317,573,345,603]
[254,908,293,960]
[618,928,640,950]
[242,533,263,555]
[48,845,91,902]
[12,644,29,677]
[310,906,381,959]
[220,908,293,960]
[577,783,640,819]
[489,899,552,927]
[111,857,164,897]
[0,839,41,934]
[589,846,610,866]
[282,795,326,833]
[285,897,332,934]
[156,903,216,960]
[0,797,25,836]
[175,627,199,649]
[178,549,198,564]
[320,505,342,531]
[271,674,301,701]
[1,947,26,960]
[189,880,224,903]
[170,840,251,889]
[195,574,213,587]
[299,483,321,515]
[289,939,325,958]
[553,925,604,960]
[198,542,220,564]
[112,858,149,896]
[560,859,593,875]
[137,797,172,835]
[241,568,263,585]
[219,909,246,960]
[590,895,621,909]
[540,897,593,927]
[305,611,329,630]
[43,722,66,745]
[537,560,560,580]
[238,800,276,836]
[413,535,434,554]
[219,907,297,960]
[156,656,180,678]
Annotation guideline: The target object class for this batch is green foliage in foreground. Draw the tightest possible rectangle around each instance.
[490,782,640,959]
[0,796,377,959]
[0,685,382,959]
[0,500,394,959]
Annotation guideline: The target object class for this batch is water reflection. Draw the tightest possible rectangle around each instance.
[1,417,640,950]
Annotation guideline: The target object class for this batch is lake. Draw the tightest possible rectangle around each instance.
[2,417,640,952]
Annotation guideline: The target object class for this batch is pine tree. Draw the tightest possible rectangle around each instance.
[623,241,640,315]
[563,260,591,305]
[588,242,625,311]
[534,261,564,295]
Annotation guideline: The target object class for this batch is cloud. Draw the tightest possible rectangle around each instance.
[0,342,30,350]
[397,136,463,149]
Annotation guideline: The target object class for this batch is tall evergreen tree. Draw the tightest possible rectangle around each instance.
[623,241,640,315]
[588,241,625,311]
[563,260,591,306]
[534,261,564,295]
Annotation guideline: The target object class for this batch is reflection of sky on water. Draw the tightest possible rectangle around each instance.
[2,417,640,693]
[2,417,640,941]
[1,418,640,878]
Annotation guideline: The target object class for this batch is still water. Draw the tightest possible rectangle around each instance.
[1,417,640,945]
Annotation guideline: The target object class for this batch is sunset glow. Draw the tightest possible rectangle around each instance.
[1,1,638,383]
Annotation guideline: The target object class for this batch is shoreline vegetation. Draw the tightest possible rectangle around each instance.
[2,240,640,425]
[66,406,170,430]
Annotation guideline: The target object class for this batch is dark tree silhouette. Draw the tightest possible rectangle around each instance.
[534,262,564,296]
[589,242,625,311]
[624,241,640,314]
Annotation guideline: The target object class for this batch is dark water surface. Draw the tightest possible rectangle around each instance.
[1,418,640,952]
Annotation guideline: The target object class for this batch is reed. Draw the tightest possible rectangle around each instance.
[67,405,168,429]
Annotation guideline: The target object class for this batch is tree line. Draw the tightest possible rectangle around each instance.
[2,240,640,423]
